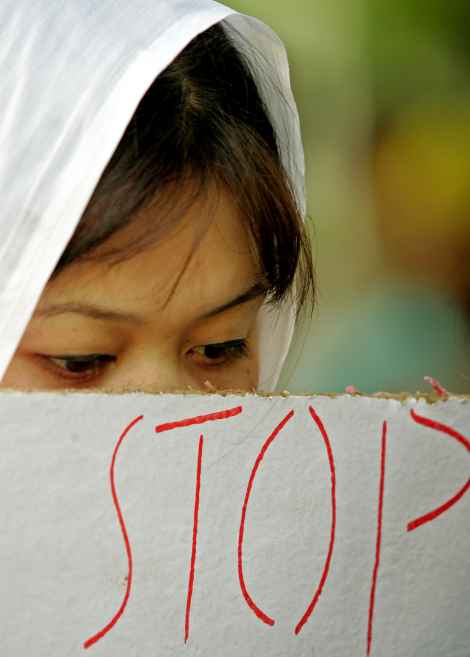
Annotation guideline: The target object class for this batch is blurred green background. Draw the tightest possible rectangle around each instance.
[230,0,470,394]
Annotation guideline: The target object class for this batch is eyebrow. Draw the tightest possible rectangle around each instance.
[200,282,267,319]
[35,282,267,324]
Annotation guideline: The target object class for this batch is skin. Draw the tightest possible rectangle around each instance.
[0,189,266,392]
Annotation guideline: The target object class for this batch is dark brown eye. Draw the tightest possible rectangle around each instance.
[47,354,115,375]
[204,344,231,359]
[191,339,248,365]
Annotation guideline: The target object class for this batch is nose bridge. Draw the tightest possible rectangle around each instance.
[107,345,197,392]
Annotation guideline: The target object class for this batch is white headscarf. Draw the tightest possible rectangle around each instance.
[0,0,305,391]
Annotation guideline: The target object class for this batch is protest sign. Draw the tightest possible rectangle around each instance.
[1,392,469,656]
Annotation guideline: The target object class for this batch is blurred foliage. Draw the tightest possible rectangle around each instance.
[228,1,470,392]
[369,0,470,60]
[367,0,470,117]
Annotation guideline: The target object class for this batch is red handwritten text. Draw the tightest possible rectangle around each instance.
[83,415,144,649]
[408,410,470,531]
[367,421,387,656]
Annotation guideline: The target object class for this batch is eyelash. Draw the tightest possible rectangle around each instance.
[43,354,116,382]
[191,339,248,366]
[42,339,249,382]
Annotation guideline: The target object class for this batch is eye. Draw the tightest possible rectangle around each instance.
[43,354,116,379]
[190,339,248,366]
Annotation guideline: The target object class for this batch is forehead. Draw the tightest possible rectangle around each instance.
[39,188,260,320]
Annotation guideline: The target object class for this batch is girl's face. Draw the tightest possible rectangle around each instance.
[1,189,265,392]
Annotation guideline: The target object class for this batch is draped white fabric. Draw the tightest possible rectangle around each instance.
[0,0,305,390]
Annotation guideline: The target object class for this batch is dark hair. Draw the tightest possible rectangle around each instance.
[54,22,315,315]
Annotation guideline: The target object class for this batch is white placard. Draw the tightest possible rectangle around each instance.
[0,393,469,657]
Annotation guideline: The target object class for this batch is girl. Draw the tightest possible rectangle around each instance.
[0,0,314,393]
